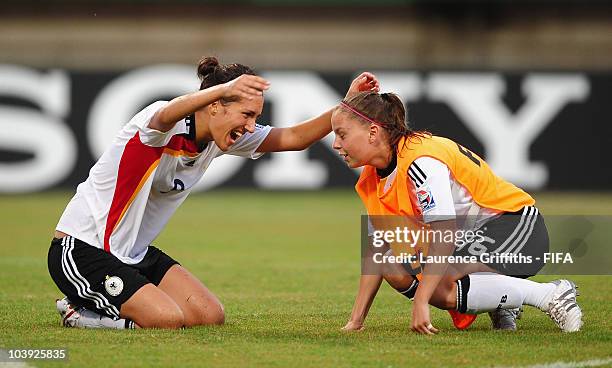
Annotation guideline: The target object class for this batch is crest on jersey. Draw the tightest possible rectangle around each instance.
[104,275,124,297]
[416,188,436,212]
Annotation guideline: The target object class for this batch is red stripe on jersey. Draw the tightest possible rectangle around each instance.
[103,132,164,253]
[166,134,199,154]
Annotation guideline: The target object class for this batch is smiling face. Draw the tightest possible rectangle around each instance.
[331,108,384,168]
[209,96,264,151]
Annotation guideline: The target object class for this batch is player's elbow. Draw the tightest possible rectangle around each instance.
[148,108,176,133]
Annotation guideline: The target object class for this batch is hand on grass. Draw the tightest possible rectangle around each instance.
[411,301,439,335]
[341,320,365,331]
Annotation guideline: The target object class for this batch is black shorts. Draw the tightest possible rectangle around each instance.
[399,206,549,299]
[48,236,179,319]
[453,206,549,278]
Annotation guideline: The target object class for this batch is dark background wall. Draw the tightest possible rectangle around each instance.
[1,1,610,192]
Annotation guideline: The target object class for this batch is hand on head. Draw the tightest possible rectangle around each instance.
[222,74,270,101]
[346,72,380,99]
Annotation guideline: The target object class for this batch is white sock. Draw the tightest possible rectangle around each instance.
[457,273,556,314]
[76,308,135,329]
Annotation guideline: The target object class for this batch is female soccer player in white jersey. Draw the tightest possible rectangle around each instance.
[332,91,582,334]
[48,57,380,329]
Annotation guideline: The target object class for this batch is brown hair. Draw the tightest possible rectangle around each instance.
[197,56,255,103]
[341,91,429,152]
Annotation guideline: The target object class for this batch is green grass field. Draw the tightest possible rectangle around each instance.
[1,191,611,367]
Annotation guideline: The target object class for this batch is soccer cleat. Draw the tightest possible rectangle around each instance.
[56,297,82,327]
[448,310,477,330]
[488,308,520,331]
[56,297,129,329]
[545,279,583,332]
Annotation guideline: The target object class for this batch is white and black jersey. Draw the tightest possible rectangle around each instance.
[56,101,272,264]
[406,157,501,230]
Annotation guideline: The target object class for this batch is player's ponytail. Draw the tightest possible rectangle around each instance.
[340,91,429,153]
[196,56,256,103]
[197,56,220,85]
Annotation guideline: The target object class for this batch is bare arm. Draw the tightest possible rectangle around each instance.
[342,235,387,331]
[411,219,456,334]
[342,274,383,331]
[256,72,380,153]
[148,74,270,132]
[256,109,333,152]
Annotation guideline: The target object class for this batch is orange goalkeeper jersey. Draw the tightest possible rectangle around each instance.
[355,135,535,218]
[356,135,535,273]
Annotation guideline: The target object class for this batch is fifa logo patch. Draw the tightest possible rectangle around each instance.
[417,188,436,212]
[104,275,124,297]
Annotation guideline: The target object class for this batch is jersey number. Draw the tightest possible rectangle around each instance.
[456,144,481,167]
[160,179,185,194]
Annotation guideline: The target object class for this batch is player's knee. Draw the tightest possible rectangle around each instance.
[184,295,225,326]
[137,303,184,329]
[197,303,225,326]
[207,303,225,325]
[156,306,185,329]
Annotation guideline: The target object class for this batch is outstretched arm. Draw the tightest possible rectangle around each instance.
[411,219,456,335]
[148,75,270,132]
[342,274,383,331]
[342,234,387,331]
[256,72,380,153]
[255,109,334,152]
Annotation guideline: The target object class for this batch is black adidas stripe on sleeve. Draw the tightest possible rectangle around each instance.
[408,162,427,187]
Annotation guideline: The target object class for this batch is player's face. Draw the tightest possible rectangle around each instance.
[331,109,378,168]
[210,96,264,151]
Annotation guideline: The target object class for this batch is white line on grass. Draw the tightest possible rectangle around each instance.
[498,357,612,368]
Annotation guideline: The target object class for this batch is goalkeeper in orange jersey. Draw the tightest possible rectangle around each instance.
[333,90,582,334]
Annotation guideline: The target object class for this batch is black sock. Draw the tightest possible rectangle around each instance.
[124,319,136,329]
[397,279,419,300]
[456,275,471,313]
